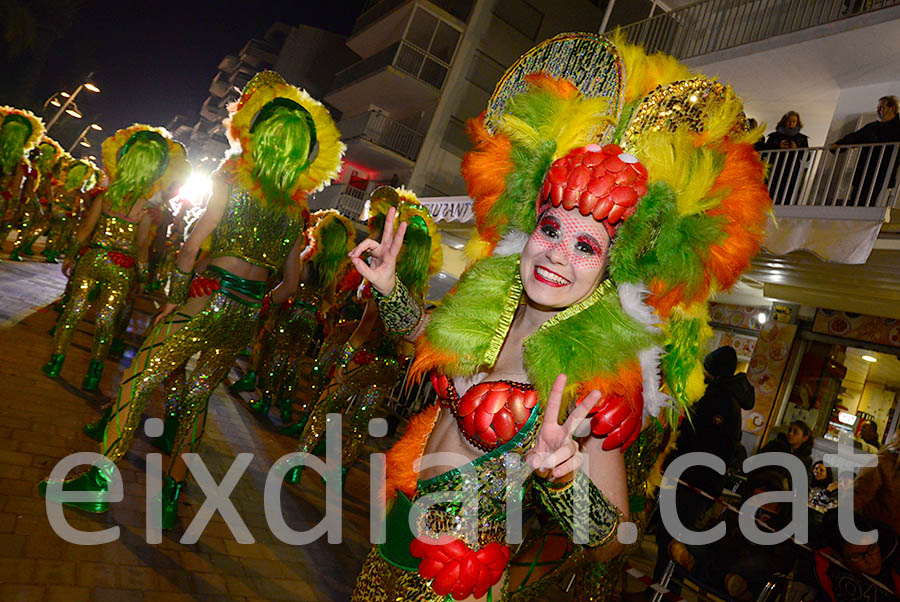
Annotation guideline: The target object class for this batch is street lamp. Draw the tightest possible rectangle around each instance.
[46,73,101,131]
[69,123,103,152]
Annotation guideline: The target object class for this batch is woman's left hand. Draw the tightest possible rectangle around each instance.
[525,374,602,481]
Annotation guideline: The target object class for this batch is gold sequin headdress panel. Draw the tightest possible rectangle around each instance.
[101,124,189,199]
[223,70,345,212]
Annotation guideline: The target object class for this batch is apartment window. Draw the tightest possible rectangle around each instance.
[404,6,461,64]
[493,0,542,41]
[466,51,504,93]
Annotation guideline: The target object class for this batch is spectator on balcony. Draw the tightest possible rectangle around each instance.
[832,96,900,207]
[855,433,900,535]
[760,111,809,204]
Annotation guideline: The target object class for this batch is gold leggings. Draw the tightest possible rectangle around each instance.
[45,209,74,255]
[295,355,401,469]
[52,248,134,361]
[102,289,261,469]
[258,303,318,409]
[11,202,47,251]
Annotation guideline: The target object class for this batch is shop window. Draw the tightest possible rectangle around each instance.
[775,342,900,449]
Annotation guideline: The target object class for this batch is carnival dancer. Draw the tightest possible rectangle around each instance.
[285,186,441,483]
[2,138,65,247]
[348,32,771,602]
[40,125,188,390]
[249,209,356,423]
[0,106,44,255]
[39,71,344,529]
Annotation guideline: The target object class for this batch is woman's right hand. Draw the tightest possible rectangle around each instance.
[347,206,407,296]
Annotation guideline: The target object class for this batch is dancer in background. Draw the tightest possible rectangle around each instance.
[0,106,44,255]
[2,137,65,249]
[39,71,344,531]
[286,186,440,484]
[250,209,356,424]
[41,125,189,390]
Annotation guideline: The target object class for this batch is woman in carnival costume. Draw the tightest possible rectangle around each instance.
[2,137,65,250]
[285,185,441,483]
[349,32,771,602]
[40,71,344,528]
[41,125,189,391]
[249,208,356,424]
[0,106,44,250]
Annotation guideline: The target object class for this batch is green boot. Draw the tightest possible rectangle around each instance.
[42,353,65,378]
[83,406,113,442]
[82,359,104,392]
[108,337,126,357]
[161,476,184,530]
[8,249,23,261]
[229,370,257,393]
[37,463,114,513]
[277,399,294,424]
[44,252,59,264]
[278,412,309,438]
[22,242,35,256]
[150,413,180,454]
[248,396,271,417]
[284,465,303,484]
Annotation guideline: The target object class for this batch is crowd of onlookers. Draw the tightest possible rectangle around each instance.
[649,345,900,601]
[752,95,900,207]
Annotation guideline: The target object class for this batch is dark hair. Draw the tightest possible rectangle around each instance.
[879,96,898,112]
[811,460,834,487]
[777,111,803,130]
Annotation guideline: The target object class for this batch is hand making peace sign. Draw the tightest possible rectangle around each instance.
[348,206,408,297]
[526,374,603,482]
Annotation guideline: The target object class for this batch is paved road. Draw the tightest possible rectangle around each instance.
[0,256,381,601]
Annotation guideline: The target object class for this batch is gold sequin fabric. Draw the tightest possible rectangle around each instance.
[103,291,261,465]
[7,195,46,249]
[52,248,135,360]
[92,212,139,254]
[351,547,447,602]
[209,188,305,272]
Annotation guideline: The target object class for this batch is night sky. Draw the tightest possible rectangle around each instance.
[8,0,364,154]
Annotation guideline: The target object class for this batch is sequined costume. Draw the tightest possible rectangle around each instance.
[352,32,773,602]
[102,188,304,466]
[50,213,144,362]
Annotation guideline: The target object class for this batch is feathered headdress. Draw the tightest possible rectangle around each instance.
[364,185,442,300]
[410,33,771,441]
[101,124,189,207]
[301,209,356,290]
[0,106,45,155]
[221,71,344,214]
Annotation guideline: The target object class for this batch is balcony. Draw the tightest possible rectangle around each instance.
[199,98,227,124]
[309,182,370,222]
[353,0,472,38]
[760,142,900,220]
[339,110,424,170]
[209,72,231,98]
[620,0,900,61]
[326,41,447,115]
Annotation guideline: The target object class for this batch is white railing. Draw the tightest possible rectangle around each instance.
[383,361,437,418]
[339,111,425,161]
[336,187,368,221]
[758,142,900,217]
[620,0,900,60]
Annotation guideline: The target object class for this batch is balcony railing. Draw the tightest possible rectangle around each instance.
[758,142,900,216]
[620,0,900,60]
[353,0,472,35]
[332,40,449,91]
[340,111,425,160]
[336,186,368,221]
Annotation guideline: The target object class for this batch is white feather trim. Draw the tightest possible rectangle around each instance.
[618,281,661,333]
[493,229,529,256]
[639,346,673,418]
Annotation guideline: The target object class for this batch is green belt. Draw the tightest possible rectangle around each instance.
[207,265,267,301]
[378,492,419,571]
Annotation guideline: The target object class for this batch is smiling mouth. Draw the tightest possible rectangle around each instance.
[534,266,570,287]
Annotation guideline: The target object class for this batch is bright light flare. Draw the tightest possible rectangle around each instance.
[65,108,82,119]
[862,355,878,363]
[84,82,101,93]
[178,172,213,207]
[757,312,767,324]
[50,99,61,107]
[90,123,102,131]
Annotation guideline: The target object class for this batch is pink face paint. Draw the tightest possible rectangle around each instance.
[528,209,607,270]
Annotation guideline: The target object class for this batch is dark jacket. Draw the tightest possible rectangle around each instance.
[756,432,813,485]
[763,130,809,150]
[835,116,900,201]
[669,372,755,496]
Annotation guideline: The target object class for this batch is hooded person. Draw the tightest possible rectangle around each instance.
[41,125,188,391]
[282,185,442,485]
[38,71,345,530]
[346,32,771,602]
